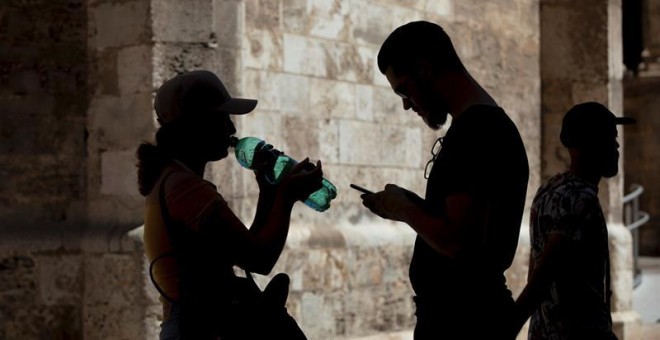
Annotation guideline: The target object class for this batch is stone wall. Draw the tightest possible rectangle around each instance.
[6,0,651,339]
[0,0,87,338]
[0,0,88,231]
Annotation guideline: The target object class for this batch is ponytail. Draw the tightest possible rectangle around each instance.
[136,140,169,196]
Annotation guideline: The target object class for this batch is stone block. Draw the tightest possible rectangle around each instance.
[356,84,374,120]
[299,291,345,339]
[326,44,375,83]
[319,118,340,164]
[350,1,394,46]
[244,28,283,71]
[83,254,139,306]
[8,70,41,94]
[0,304,82,340]
[540,3,609,81]
[37,254,83,306]
[283,34,328,77]
[152,0,214,43]
[83,304,144,340]
[117,45,152,94]
[214,0,244,48]
[425,0,454,18]
[339,120,382,166]
[234,110,284,156]
[89,0,150,50]
[373,86,417,125]
[380,124,422,168]
[100,150,139,196]
[243,69,281,111]
[86,196,145,231]
[152,43,241,95]
[282,116,320,161]
[279,73,310,114]
[87,93,154,150]
[282,0,307,34]
[245,0,281,30]
[303,249,347,290]
[307,0,350,40]
[0,253,38,303]
[310,78,357,119]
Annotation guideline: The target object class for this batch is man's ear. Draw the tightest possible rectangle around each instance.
[415,59,433,80]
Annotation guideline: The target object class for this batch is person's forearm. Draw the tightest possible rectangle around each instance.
[399,203,461,258]
[249,192,295,273]
[516,234,567,318]
[250,189,277,233]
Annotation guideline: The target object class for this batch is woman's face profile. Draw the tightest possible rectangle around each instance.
[177,110,237,162]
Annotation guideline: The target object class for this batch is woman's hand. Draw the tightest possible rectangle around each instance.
[279,158,324,204]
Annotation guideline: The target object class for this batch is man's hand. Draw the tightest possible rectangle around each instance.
[360,184,421,222]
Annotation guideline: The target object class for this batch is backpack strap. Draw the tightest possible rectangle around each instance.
[148,170,256,302]
[148,171,179,302]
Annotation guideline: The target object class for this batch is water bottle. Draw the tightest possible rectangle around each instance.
[230,136,338,212]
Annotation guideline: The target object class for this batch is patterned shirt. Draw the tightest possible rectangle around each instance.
[528,172,615,340]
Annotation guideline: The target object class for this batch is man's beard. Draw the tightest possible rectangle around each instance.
[424,111,449,130]
[417,82,450,130]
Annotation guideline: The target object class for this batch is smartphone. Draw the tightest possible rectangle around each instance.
[350,183,374,195]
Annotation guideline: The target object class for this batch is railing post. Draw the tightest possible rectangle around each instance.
[622,184,649,288]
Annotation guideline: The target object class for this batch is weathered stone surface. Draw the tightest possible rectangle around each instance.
[89,0,150,50]
[152,0,214,43]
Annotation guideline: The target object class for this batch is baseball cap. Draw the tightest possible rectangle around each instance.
[560,102,636,148]
[154,70,257,124]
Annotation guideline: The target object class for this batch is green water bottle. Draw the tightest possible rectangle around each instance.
[231,136,337,212]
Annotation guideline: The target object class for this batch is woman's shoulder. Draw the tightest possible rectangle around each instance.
[158,163,217,199]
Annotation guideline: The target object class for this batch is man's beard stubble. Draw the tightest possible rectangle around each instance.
[425,111,449,130]
[417,78,450,130]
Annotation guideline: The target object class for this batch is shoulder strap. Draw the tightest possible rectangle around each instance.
[148,171,179,302]
[149,170,256,300]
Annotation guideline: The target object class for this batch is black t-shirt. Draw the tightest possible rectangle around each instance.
[409,105,529,306]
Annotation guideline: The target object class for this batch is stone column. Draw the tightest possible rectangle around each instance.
[540,0,641,338]
[641,0,660,74]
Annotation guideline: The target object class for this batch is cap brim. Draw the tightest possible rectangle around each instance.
[218,98,258,115]
[615,116,636,125]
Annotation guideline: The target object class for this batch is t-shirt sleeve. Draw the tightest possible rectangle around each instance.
[164,171,229,231]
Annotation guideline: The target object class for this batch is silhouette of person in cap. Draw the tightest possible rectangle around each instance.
[515,102,636,339]
[137,70,320,339]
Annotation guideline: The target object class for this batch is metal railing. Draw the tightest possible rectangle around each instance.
[622,184,650,288]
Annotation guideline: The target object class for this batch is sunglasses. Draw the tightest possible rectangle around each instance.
[424,137,444,179]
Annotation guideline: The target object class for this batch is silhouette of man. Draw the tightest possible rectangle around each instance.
[515,102,635,340]
[360,21,529,339]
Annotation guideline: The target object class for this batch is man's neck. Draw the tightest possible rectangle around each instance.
[444,72,498,120]
[569,163,602,186]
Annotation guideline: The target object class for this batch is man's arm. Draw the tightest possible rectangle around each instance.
[361,184,489,258]
[514,229,578,329]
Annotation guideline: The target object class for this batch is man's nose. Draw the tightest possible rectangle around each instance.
[402,98,413,111]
